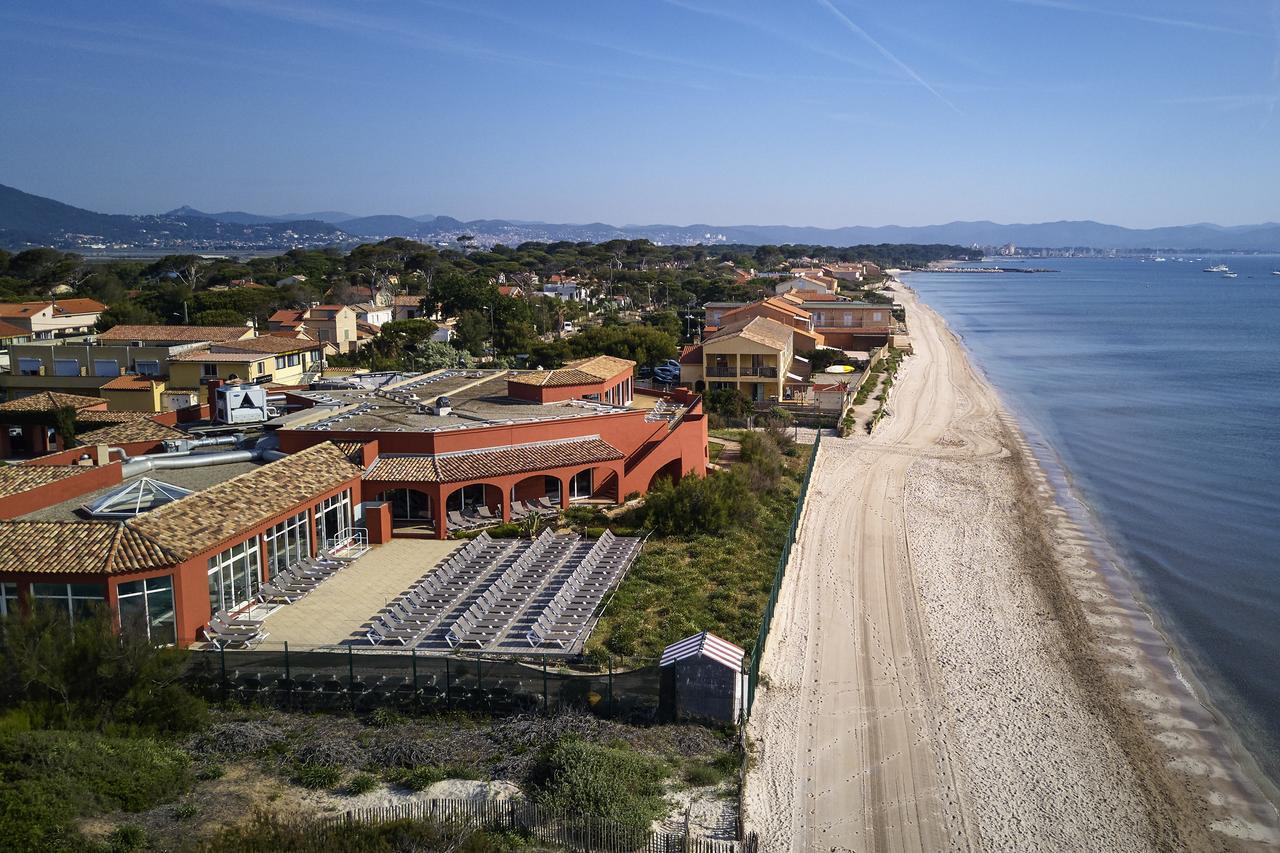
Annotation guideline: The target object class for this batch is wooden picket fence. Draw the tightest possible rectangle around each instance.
[318,798,758,852]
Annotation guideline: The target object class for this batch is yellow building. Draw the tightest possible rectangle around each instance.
[168,337,326,392]
[99,374,166,412]
[699,316,795,403]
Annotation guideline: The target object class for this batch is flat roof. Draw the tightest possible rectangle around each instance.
[287,368,660,435]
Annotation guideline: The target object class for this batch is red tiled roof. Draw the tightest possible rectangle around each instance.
[365,438,623,484]
[508,355,633,388]
[678,344,703,365]
[0,522,180,575]
[97,325,251,342]
[0,320,28,339]
[0,391,105,413]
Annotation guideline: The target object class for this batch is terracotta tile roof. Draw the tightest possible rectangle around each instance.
[77,419,184,446]
[0,320,28,339]
[269,309,305,325]
[101,374,159,391]
[0,465,93,499]
[171,336,323,360]
[74,410,154,426]
[703,316,793,351]
[333,441,366,463]
[678,344,703,366]
[0,391,104,413]
[392,294,423,306]
[51,298,107,314]
[365,438,623,484]
[129,442,361,559]
[216,336,325,354]
[0,521,179,575]
[97,325,251,342]
[508,355,634,387]
[0,302,48,317]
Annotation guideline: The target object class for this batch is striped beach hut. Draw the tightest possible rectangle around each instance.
[659,631,746,723]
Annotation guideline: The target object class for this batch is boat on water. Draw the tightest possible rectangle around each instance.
[1272,270,1280,276]
[1204,264,1230,272]
[1223,272,1239,278]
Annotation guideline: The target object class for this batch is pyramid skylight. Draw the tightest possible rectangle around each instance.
[82,477,193,519]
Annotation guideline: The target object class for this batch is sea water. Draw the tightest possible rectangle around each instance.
[906,255,1280,786]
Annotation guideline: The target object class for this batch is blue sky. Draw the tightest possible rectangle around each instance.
[1,0,1278,227]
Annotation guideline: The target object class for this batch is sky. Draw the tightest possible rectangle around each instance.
[1,0,1278,228]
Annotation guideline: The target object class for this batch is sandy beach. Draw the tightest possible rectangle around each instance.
[744,285,1280,851]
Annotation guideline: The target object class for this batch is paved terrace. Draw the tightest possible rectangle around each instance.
[260,538,459,646]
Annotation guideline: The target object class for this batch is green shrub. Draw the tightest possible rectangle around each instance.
[682,751,738,787]
[529,738,668,832]
[292,763,341,790]
[0,608,207,735]
[0,730,190,851]
[343,772,378,795]
[108,823,146,851]
[191,811,523,853]
[368,707,404,728]
[386,765,447,791]
[172,802,199,820]
[196,763,225,781]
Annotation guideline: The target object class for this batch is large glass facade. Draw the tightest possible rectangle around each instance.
[315,490,352,545]
[207,538,262,615]
[31,582,105,625]
[118,575,176,645]
[263,510,311,575]
[569,469,593,500]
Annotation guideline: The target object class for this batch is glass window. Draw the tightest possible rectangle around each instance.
[570,469,593,500]
[287,353,300,367]
[207,538,262,615]
[263,510,311,576]
[1,582,18,617]
[135,360,161,376]
[275,356,287,370]
[446,484,488,512]
[202,363,218,377]
[118,575,176,645]
[32,582,105,625]
[53,359,80,377]
[315,490,352,546]
[873,312,883,322]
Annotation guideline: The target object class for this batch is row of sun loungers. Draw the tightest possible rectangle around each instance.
[200,553,349,648]
[525,530,642,649]
[201,611,267,649]
[366,529,641,651]
[446,497,562,532]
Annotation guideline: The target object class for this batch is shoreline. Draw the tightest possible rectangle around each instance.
[744,281,1280,849]
[902,281,1280,838]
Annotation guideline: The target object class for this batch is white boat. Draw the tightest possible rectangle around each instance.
[1153,257,1167,262]
[1272,270,1280,276]
[1223,272,1239,278]
[1204,264,1230,272]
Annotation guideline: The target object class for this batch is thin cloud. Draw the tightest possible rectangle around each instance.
[660,0,888,76]
[1003,0,1256,37]
[200,0,714,91]
[813,0,962,113]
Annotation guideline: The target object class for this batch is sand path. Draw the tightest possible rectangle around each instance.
[744,288,1166,851]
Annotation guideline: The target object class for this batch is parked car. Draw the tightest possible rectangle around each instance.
[659,359,681,372]
[653,366,680,383]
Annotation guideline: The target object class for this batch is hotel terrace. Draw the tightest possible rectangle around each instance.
[0,356,705,651]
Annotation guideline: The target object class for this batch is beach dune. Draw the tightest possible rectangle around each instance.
[744,286,1280,851]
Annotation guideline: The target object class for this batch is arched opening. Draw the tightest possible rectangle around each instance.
[694,379,705,393]
[648,458,684,491]
[511,474,561,508]
[374,488,433,529]
[445,483,502,513]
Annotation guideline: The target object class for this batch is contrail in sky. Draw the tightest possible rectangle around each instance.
[813,0,962,113]
[1004,0,1254,36]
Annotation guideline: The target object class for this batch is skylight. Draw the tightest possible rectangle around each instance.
[82,477,193,519]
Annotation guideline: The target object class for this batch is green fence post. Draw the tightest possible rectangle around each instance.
[347,645,355,689]
[284,641,290,682]
[445,657,452,710]
[608,655,614,717]
[411,647,418,692]
[542,656,549,713]
[219,646,227,703]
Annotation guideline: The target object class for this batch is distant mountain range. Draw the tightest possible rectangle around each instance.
[4,183,1280,252]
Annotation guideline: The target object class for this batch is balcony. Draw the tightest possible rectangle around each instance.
[706,366,737,377]
[741,366,778,378]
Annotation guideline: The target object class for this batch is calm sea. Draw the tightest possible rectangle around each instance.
[905,255,1280,786]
